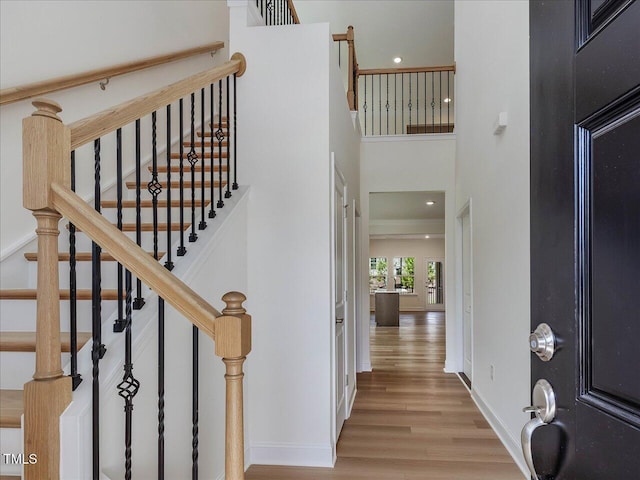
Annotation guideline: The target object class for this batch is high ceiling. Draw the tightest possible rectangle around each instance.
[369,191,445,221]
[294,0,455,69]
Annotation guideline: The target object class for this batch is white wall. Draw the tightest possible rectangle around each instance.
[0,0,230,269]
[369,237,445,311]
[360,134,456,370]
[454,0,530,475]
[229,3,360,467]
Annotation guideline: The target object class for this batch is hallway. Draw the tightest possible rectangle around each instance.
[246,312,522,479]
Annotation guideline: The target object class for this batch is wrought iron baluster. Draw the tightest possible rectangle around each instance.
[69,151,81,390]
[424,72,427,132]
[232,74,238,190]
[216,79,225,209]
[148,112,162,261]
[431,72,435,129]
[395,74,398,134]
[192,325,199,480]
[165,105,174,270]
[209,83,216,218]
[92,138,107,480]
[447,71,451,129]
[225,75,231,198]
[386,73,389,135]
[117,268,139,480]
[416,72,420,128]
[402,73,404,134]
[114,129,126,332]
[178,99,187,256]
[199,88,207,230]
[158,297,165,480]
[379,75,382,135]
[363,75,367,135]
[439,71,442,133]
[188,93,198,242]
[134,120,145,309]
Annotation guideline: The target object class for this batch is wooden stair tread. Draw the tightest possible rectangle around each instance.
[198,131,232,138]
[101,198,208,208]
[183,140,228,147]
[152,165,227,174]
[0,289,123,300]
[1,476,22,480]
[73,222,190,232]
[126,180,225,189]
[0,332,92,352]
[0,390,23,428]
[25,251,162,262]
[169,151,228,159]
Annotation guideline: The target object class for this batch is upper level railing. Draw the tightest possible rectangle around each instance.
[21,53,250,480]
[256,0,300,25]
[359,65,456,136]
[332,26,456,136]
[0,42,224,106]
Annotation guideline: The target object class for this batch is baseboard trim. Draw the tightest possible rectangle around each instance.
[471,389,528,479]
[357,361,372,372]
[249,442,334,468]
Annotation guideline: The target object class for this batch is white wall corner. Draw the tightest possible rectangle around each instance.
[443,359,457,373]
[471,389,529,479]
[227,0,265,27]
[249,443,334,468]
[357,361,372,372]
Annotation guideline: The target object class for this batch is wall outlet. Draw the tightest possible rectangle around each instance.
[490,364,495,381]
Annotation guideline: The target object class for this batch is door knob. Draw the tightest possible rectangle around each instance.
[521,379,556,480]
[529,323,556,361]
[336,317,344,324]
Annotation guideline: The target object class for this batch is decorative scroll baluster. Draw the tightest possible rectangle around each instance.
[408,73,412,130]
[165,105,174,270]
[363,76,367,135]
[92,138,107,480]
[158,297,165,480]
[117,268,139,480]
[209,84,216,218]
[133,119,145,309]
[232,74,238,190]
[69,151,81,389]
[225,76,231,199]
[177,99,187,256]
[401,73,405,134]
[416,72,420,128]
[216,79,225,209]
[447,71,451,128]
[188,93,198,242]
[199,88,207,230]
[379,75,382,135]
[431,72,435,129]
[148,112,162,261]
[385,74,389,135]
[114,129,126,332]
[192,325,199,480]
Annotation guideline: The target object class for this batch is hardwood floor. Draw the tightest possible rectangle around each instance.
[246,312,523,479]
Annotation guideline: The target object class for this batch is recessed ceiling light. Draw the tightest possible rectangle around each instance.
[426,201,436,206]
[444,97,452,103]
[393,57,402,64]
[425,235,430,239]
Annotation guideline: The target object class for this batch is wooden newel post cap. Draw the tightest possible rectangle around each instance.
[222,291,247,316]
[31,98,63,121]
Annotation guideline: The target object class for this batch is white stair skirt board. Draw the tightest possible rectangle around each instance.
[249,442,334,468]
[471,389,529,479]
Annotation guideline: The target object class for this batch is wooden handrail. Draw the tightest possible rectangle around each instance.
[359,64,456,76]
[70,53,246,149]
[287,0,301,24]
[51,183,219,338]
[0,42,225,106]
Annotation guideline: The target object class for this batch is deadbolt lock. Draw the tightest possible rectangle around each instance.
[529,323,556,361]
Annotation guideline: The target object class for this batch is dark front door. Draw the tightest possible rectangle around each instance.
[530,1,639,479]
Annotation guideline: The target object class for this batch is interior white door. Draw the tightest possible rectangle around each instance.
[461,211,472,381]
[334,167,347,436]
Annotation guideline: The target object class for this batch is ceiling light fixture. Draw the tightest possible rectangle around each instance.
[393,57,402,64]
[426,201,436,206]
[425,235,430,239]
[444,98,452,103]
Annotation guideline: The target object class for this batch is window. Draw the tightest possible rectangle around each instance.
[369,257,387,293]
[427,260,444,304]
[393,257,415,293]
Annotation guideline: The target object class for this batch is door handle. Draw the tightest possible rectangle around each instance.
[336,317,344,324]
[529,323,556,361]
[521,379,556,480]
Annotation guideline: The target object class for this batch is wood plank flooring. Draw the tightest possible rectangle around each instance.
[246,312,523,479]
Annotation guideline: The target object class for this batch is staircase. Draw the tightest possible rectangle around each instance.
[0,54,250,479]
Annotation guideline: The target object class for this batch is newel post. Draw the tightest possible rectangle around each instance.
[215,291,252,480]
[347,25,356,111]
[22,98,72,480]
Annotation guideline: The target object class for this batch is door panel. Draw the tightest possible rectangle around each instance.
[530,1,640,478]
[461,212,472,381]
[334,167,347,437]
